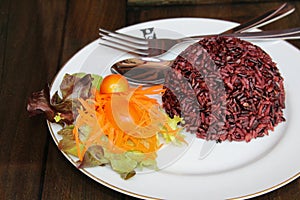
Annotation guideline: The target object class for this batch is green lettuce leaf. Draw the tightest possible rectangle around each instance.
[160,114,186,145]
[58,125,157,179]
[78,145,109,168]
[58,125,83,156]
[73,73,103,91]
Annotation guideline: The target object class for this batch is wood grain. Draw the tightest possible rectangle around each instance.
[127,0,279,6]
[127,1,296,25]
[0,0,67,199]
[1,0,299,199]
[59,0,127,66]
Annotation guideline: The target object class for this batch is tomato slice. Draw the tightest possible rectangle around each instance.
[100,74,129,93]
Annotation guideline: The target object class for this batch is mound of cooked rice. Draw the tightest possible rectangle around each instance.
[162,36,285,142]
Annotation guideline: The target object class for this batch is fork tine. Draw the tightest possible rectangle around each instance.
[99,31,148,50]
[99,28,150,56]
[99,28,148,45]
[98,39,149,56]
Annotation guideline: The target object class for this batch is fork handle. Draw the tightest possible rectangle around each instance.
[222,3,294,34]
[185,27,300,41]
[225,27,300,39]
[180,3,295,42]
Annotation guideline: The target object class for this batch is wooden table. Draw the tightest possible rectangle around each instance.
[1,0,299,199]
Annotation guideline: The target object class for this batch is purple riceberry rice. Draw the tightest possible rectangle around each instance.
[162,36,285,142]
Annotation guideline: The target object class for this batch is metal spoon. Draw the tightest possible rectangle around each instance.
[111,57,172,85]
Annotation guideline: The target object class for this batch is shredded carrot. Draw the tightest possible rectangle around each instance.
[72,84,180,161]
[72,127,84,160]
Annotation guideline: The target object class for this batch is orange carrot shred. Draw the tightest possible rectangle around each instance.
[73,84,182,161]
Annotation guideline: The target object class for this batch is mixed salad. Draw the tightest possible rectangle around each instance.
[27,73,186,179]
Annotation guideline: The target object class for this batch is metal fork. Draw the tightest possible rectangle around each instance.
[99,3,294,57]
[110,27,300,85]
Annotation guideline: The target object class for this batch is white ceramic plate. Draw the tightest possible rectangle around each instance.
[48,18,300,200]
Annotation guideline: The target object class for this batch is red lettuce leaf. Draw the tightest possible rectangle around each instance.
[27,73,94,125]
[27,85,56,121]
[59,73,92,100]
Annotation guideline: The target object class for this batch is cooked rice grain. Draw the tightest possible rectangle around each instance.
[162,37,285,142]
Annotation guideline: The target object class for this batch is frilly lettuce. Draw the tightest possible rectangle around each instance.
[27,73,102,125]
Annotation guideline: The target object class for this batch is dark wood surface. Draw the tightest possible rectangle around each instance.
[1,0,299,199]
